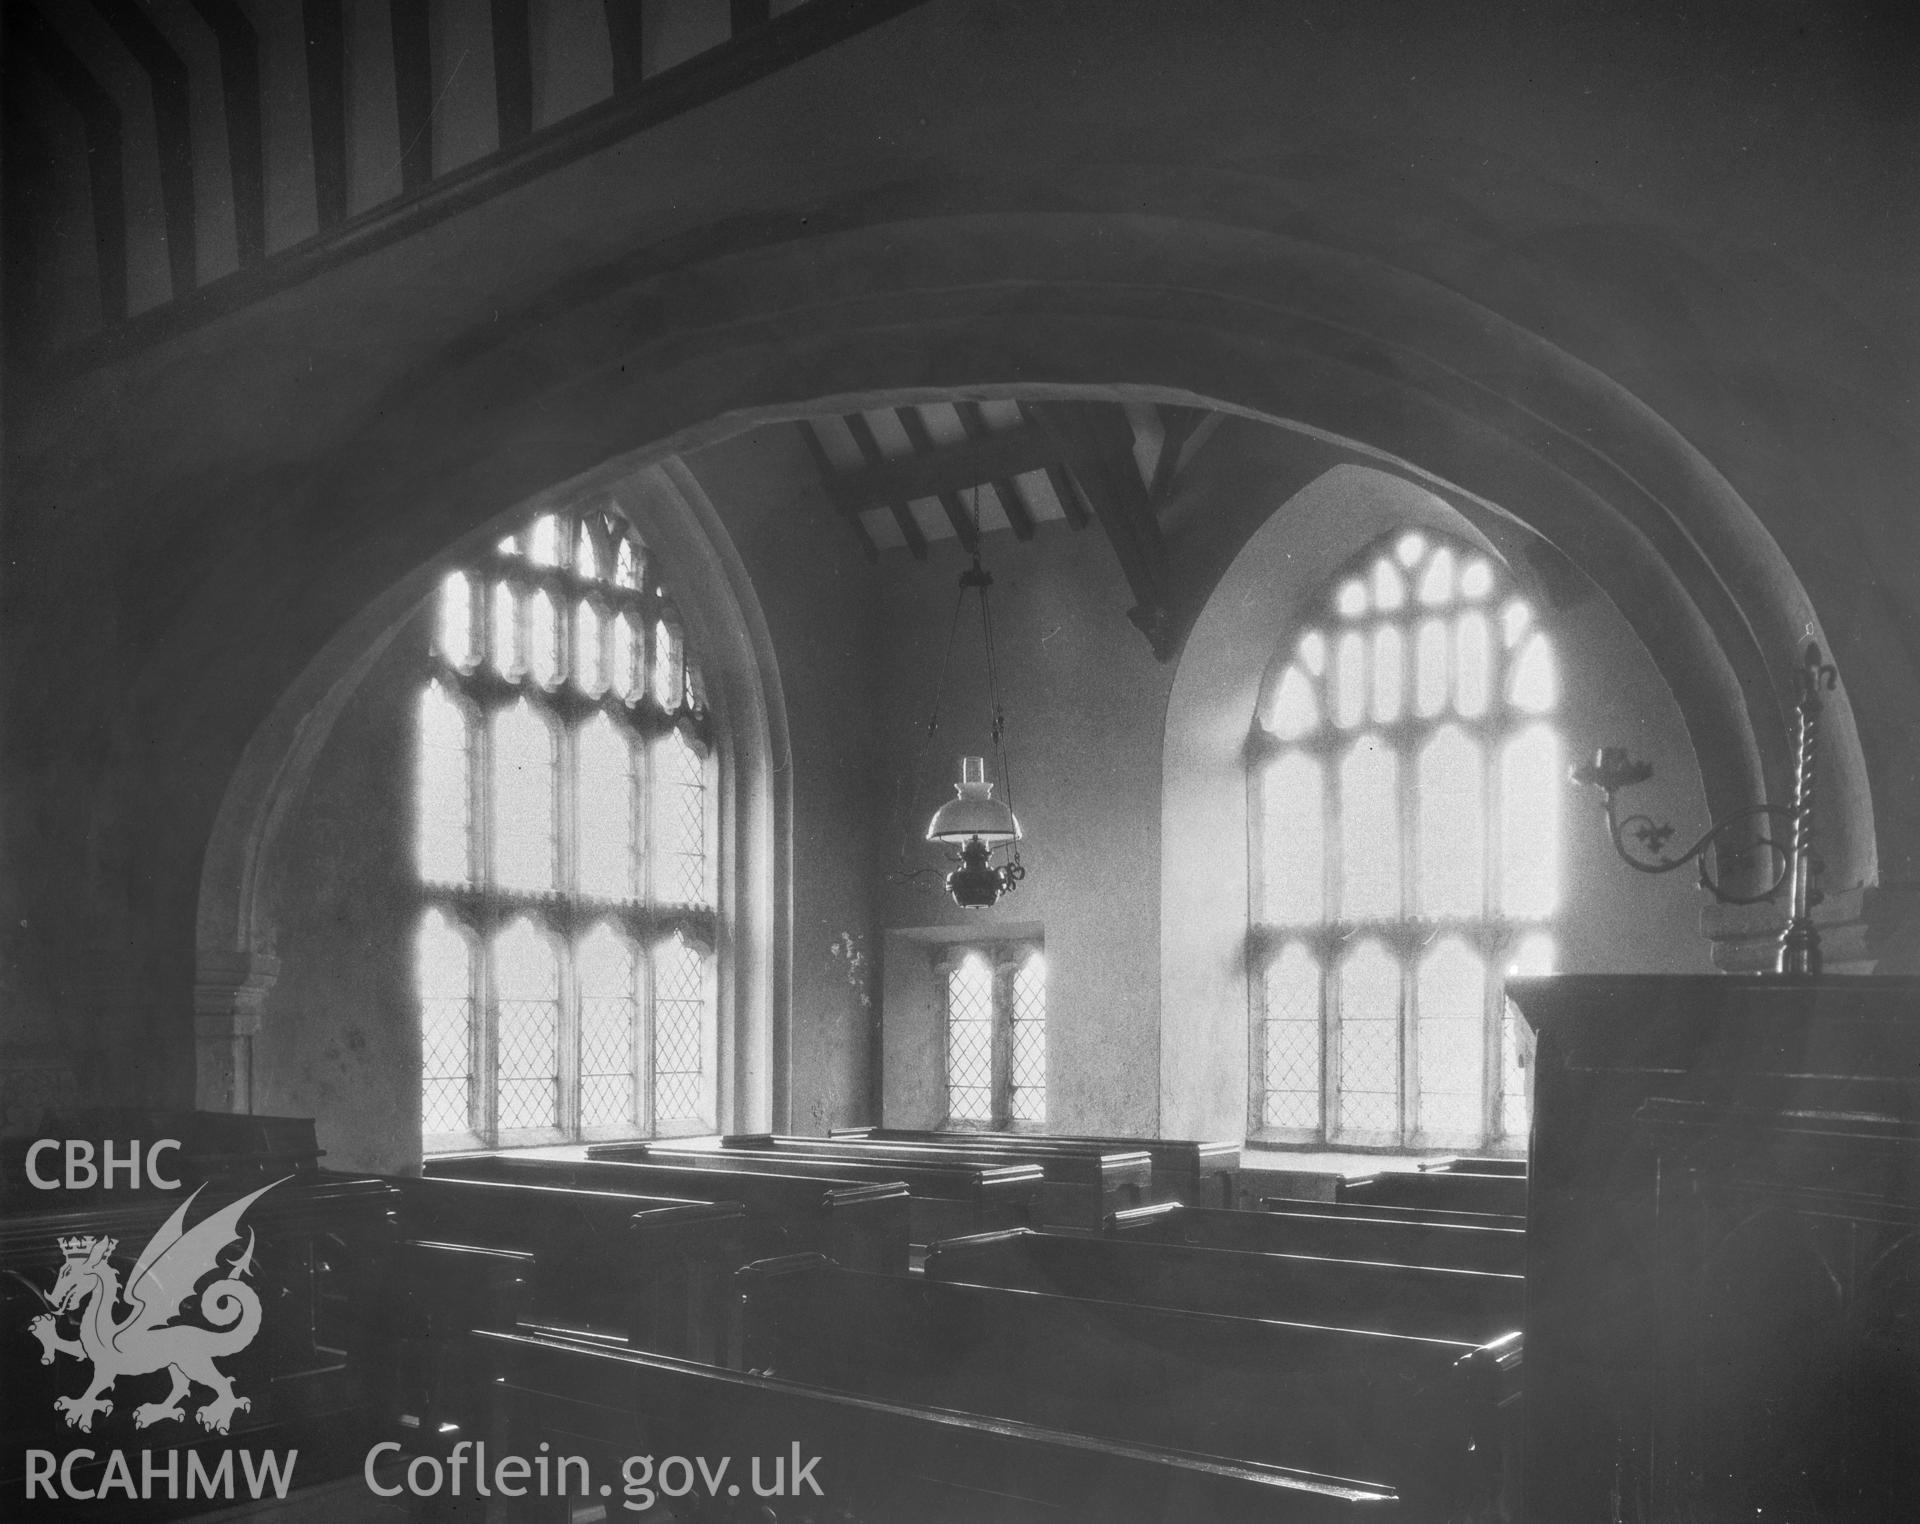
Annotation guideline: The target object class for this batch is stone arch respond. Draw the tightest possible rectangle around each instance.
[193,462,791,1129]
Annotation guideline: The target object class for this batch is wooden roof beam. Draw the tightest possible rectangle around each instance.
[953,402,1036,540]
[186,0,265,267]
[94,0,196,296]
[843,412,928,561]
[13,5,128,321]
[1029,401,1177,660]
[794,420,878,563]
[894,407,978,553]
[834,419,1064,516]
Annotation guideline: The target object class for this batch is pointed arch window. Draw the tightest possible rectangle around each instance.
[415,507,718,1151]
[1250,531,1559,1150]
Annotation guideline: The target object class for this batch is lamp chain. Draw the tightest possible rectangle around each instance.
[976,567,1021,873]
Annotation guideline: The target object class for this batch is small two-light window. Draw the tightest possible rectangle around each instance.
[945,948,1047,1129]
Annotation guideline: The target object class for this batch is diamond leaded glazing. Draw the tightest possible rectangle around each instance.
[1252,530,1560,1148]
[417,507,716,1148]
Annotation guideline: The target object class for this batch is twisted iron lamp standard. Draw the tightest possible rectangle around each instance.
[1570,643,1838,975]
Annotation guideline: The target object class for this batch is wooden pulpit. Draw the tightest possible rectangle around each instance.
[1511,975,1920,1523]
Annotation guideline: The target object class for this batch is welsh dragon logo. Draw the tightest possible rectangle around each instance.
[26,1178,282,1435]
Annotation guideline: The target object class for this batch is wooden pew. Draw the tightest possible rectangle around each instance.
[1110,1200,1527,1275]
[1339,1169,1529,1218]
[722,1132,1153,1230]
[835,1125,1241,1207]
[481,1324,1400,1523]
[367,1238,532,1459]
[735,1254,1515,1519]
[391,1176,745,1360]
[1259,1193,1527,1231]
[1,1168,398,1507]
[1418,1155,1528,1177]
[425,1152,910,1274]
[594,1141,1043,1245]
[926,1227,1524,1345]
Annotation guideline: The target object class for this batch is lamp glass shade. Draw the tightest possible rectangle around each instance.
[927,756,1021,845]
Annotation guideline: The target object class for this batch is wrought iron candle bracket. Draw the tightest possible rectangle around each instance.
[1571,643,1839,976]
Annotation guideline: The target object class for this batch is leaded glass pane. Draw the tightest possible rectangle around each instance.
[1455,609,1491,717]
[1502,599,1532,648]
[653,936,706,1121]
[1262,943,1321,1130]
[528,588,560,687]
[1417,725,1485,918]
[1336,939,1401,1138]
[1415,616,1450,718]
[529,514,563,567]
[436,571,475,668]
[577,714,636,903]
[1333,630,1367,728]
[1416,938,1485,1138]
[417,683,472,886]
[1371,624,1404,724]
[1509,630,1558,713]
[1250,531,1559,1151]
[418,910,473,1135]
[1010,954,1046,1124]
[490,581,520,678]
[1338,738,1400,920]
[947,953,993,1123]
[653,620,684,711]
[1502,933,1554,1139]
[1261,751,1324,926]
[1266,664,1319,739]
[1372,557,1407,612]
[612,612,640,701]
[577,925,638,1129]
[1418,545,1455,606]
[1500,723,1562,917]
[421,507,717,1153]
[492,701,556,893]
[651,728,707,906]
[493,919,559,1131]
[575,601,606,696]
